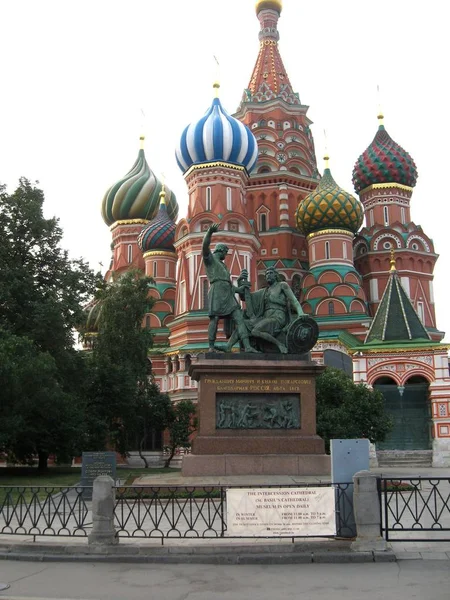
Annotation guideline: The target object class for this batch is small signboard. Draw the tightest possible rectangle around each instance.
[226,487,336,537]
[81,451,116,499]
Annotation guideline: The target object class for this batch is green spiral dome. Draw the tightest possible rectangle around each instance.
[101,146,178,226]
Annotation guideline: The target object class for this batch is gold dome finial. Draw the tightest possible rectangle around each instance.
[213,55,221,98]
[159,174,166,206]
[140,108,146,147]
[323,129,330,169]
[390,248,396,272]
[256,0,282,14]
[377,84,384,126]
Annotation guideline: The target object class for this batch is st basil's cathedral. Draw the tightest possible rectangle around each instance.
[91,0,450,467]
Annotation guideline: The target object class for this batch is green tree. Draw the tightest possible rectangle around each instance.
[0,179,100,469]
[0,179,100,358]
[163,400,198,468]
[316,367,393,453]
[0,330,86,468]
[86,270,162,455]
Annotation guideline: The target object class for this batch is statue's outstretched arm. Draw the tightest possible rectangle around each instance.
[202,223,220,258]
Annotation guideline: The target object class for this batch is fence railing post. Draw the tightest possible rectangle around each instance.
[88,475,118,546]
[351,470,387,552]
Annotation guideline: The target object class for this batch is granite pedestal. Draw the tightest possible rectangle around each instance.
[182,353,330,477]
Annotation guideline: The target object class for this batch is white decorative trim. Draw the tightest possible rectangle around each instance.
[314,342,349,355]
[406,235,431,252]
[373,364,396,373]
[368,355,433,368]
[373,233,402,250]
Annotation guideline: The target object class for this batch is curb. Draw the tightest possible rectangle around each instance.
[0,542,396,564]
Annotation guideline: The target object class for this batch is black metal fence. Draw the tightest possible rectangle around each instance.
[380,478,450,542]
[0,486,90,539]
[114,483,356,541]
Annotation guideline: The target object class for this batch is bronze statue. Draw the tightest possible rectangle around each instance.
[247,266,305,353]
[226,266,318,354]
[202,225,318,354]
[202,224,257,353]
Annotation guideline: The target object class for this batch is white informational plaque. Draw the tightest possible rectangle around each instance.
[226,487,336,537]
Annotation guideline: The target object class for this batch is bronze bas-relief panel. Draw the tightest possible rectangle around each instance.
[198,373,318,437]
[216,393,300,429]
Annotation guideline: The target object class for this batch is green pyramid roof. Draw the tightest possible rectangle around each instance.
[365,265,430,344]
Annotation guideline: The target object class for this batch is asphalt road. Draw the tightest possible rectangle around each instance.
[1,559,450,600]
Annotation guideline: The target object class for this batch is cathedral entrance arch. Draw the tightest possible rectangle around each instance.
[375,375,431,450]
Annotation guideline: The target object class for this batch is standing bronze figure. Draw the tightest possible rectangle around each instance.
[202,224,256,353]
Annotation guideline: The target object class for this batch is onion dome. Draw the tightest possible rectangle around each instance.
[175,84,258,174]
[78,299,102,341]
[296,158,364,235]
[101,136,178,226]
[137,188,176,253]
[84,300,101,333]
[352,116,418,193]
[256,0,282,13]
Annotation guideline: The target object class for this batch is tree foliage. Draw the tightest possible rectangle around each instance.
[162,400,198,469]
[0,179,100,468]
[316,367,393,452]
[85,270,158,455]
[0,179,100,358]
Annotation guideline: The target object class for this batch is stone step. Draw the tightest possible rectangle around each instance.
[376,451,432,468]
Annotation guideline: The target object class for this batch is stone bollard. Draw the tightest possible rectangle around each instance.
[351,470,387,552]
[88,475,118,546]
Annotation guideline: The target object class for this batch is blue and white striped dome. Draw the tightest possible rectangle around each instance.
[175,97,258,174]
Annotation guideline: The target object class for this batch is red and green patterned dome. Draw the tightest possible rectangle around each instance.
[352,121,418,193]
[296,166,363,235]
[137,190,176,253]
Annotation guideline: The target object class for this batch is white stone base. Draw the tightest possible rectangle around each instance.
[432,438,450,467]
[125,451,163,468]
[369,442,378,468]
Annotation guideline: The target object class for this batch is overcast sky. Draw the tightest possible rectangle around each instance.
[1,0,448,341]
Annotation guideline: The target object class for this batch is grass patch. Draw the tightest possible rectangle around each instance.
[385,481,417,492]
[116,487,222,500]
[0,466,182,504]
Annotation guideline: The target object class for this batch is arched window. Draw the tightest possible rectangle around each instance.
[292,274,302,297]
[127,244,133,264]
[401,207,406,224]
[325,241,330,259]
[206,187,212,211]
[153,261,157,278]
[165,261,170,278]
[384,206,389,226]
[260,213,267,232]
[417,301,424,323]
[226,187,232,211]
[145,315,150,329]
[328,301,335,315]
